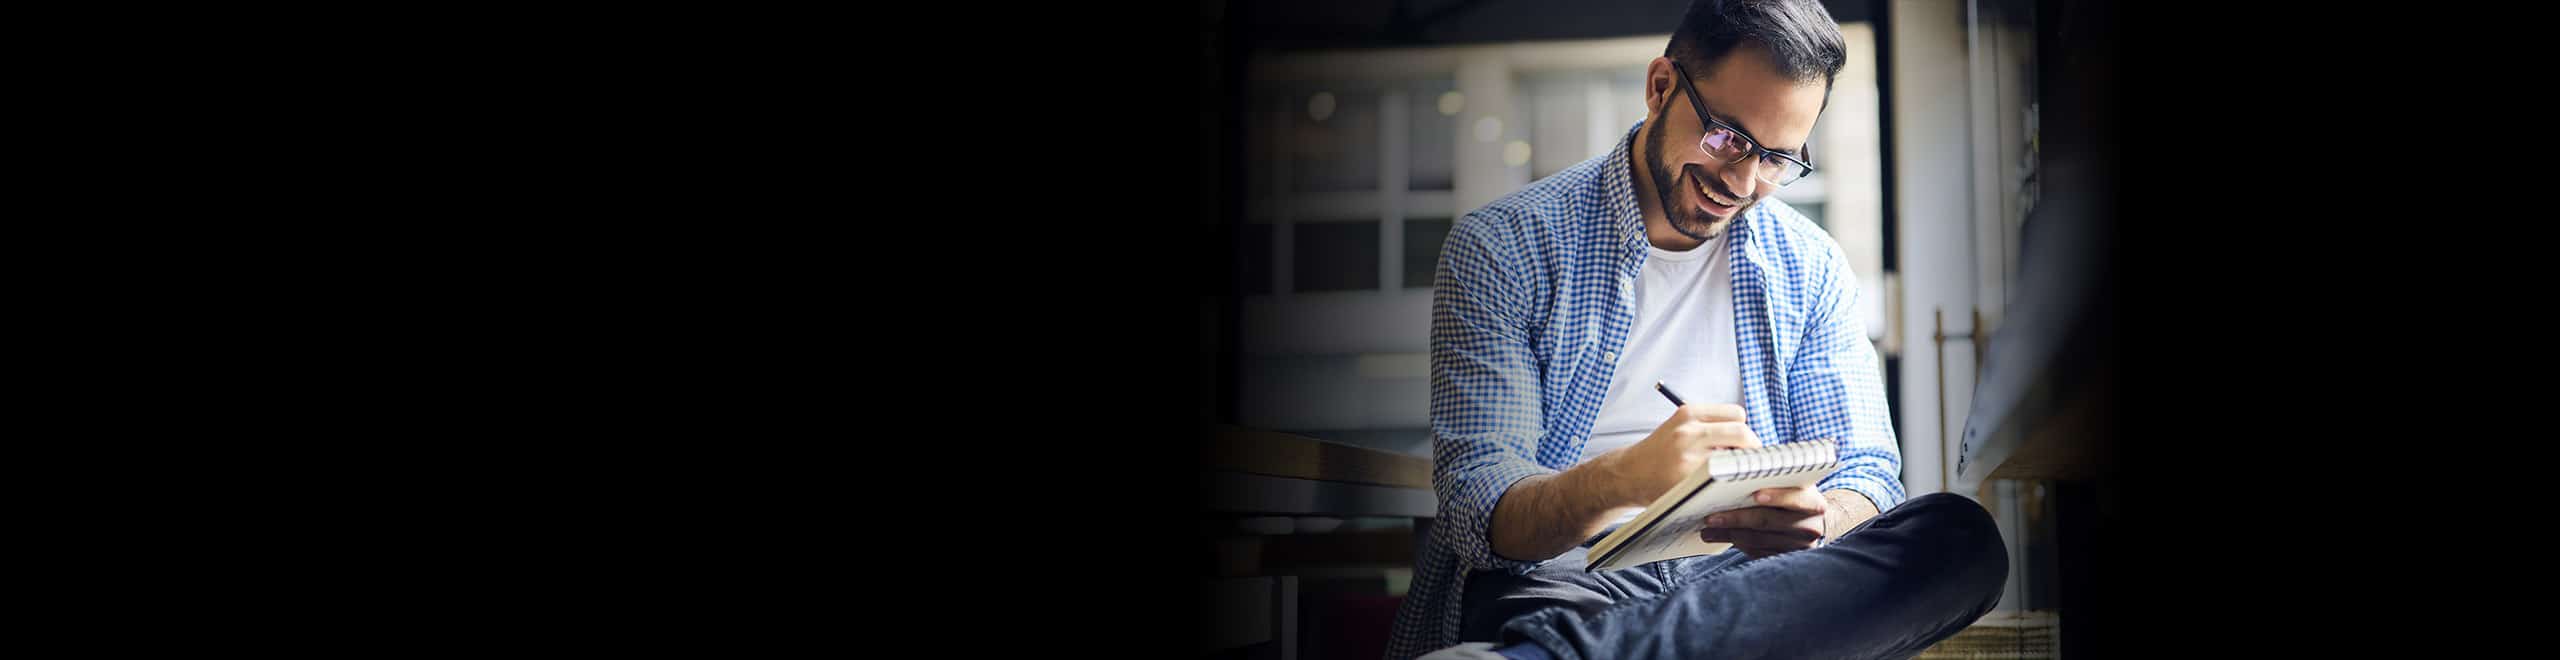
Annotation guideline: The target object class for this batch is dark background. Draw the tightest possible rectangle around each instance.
[682,1,2491,656]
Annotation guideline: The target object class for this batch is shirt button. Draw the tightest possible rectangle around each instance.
[1603,351,1617,362]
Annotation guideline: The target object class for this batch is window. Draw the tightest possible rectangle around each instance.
[1292,222,1380,293]
[1289,90,1381,194]
[1240,223,1273,295]
[1409,80,1456,191]
[1402,219,1451,288]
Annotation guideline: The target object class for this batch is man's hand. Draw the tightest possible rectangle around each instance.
[1487,403,1758,563]
[1598,403,1759,507]
[1699,486,1827,558]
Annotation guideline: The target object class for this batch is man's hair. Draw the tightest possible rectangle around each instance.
[1664,0,1846,91]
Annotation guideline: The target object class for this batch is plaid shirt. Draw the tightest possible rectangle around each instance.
[1386,121,1906,659]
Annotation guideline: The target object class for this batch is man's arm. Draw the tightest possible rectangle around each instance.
[1798,240,1908,516]
[1703,240,1903,557]
[1486,465,1636,562]
[1498,403,1760,561]
[1823,488,1879,539]
[1428,213,1565,574]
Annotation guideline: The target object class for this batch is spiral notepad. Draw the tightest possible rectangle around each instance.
[1585,438,1841,571]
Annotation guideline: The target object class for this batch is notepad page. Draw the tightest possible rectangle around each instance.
[1589,467,1832,570]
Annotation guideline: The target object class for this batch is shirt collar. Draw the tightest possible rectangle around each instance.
[1605,121,1645,255]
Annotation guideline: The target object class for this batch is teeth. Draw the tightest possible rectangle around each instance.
[1695,178,1733,207]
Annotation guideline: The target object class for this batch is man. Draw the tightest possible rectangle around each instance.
[1389,1,2009,658]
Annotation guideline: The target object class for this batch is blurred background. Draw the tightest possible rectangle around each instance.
[1194,1,2115,658]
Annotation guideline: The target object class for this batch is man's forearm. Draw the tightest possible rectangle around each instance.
[1488,467,1885,560]
[1487,460,1638,563]
[1823,489,1879,540]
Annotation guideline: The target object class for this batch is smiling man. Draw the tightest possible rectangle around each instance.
[1389,1,2010,659]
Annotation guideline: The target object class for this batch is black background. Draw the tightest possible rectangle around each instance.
[535,0,2519,656]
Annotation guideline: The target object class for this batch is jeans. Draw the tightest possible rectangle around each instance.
[1460,492,2010,660]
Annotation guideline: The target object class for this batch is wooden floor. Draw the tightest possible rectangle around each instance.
[1914,610,2059,659]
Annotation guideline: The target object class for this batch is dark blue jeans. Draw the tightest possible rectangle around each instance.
[1460,492,2009,660]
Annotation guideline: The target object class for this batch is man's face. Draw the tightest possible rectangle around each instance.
[1646,46,1828,242]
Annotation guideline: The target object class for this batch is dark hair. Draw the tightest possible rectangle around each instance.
[1664,0,1846,91]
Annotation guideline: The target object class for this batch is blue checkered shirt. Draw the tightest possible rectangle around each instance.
[1385,121,1906,659]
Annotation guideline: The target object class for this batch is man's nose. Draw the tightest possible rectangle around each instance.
[1716,156,1760,202]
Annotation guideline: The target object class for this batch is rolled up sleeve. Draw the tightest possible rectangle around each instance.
[1794,242,1908,512]
[1429,212,1559,574]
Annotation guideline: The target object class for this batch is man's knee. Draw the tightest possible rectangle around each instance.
[1460,570,1610,642]
[1890,493,2009,609]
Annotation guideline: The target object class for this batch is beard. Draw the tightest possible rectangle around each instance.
[1643,117,1755,242]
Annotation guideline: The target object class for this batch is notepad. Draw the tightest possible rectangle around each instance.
[1584,438,1840,571]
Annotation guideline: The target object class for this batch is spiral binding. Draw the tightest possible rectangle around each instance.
[1710,438,1840,481]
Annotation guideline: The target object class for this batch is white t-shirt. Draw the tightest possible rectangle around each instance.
[1577,233,1744,523]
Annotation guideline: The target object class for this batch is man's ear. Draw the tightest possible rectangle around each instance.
[1644,56,1677,115]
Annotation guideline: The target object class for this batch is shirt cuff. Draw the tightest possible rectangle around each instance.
[1819,472,1906,518]
[1456,459,1558,575]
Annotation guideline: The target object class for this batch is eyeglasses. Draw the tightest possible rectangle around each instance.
[1670,60,1815,188]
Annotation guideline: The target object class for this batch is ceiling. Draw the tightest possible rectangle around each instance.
[1233,0,1874,51]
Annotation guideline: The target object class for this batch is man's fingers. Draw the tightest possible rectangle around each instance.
[1682,420,1759,450]
[1749,487,1827,515]
[1683,403,1747,423]
[1660,404,1757,451]
[1703,507,1824,536]
[1716,527,1821,547]
[1704,508,1788,531]
[1700,528,1820,557]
